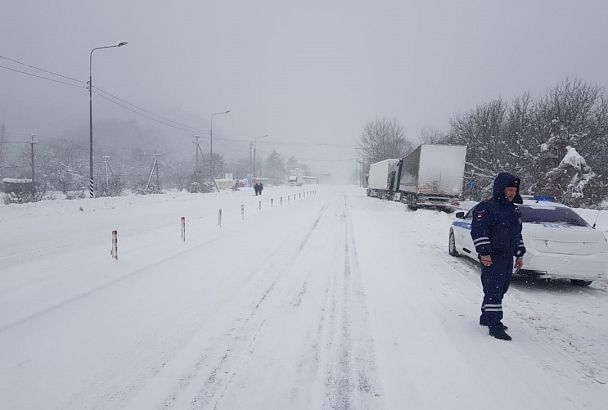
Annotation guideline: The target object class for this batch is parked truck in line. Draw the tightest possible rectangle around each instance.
[366,159,399,199]
[366,144,467,212]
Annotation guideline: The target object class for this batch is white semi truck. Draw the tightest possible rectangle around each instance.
[366,144,467,211]
[366,159,399,199]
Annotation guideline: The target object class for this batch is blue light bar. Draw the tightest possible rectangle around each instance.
[533,194,556,202]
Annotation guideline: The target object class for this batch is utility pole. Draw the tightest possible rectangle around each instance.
[251,134,268,183]
[249,142,254,185]
[145,153,161,192]
[209,110,230,180]
[103,155,111,190]
[29,134,37,187]
[89,41,128,198]
[155,152,160,191]
[253,141,257,181]
[193,136,201,171]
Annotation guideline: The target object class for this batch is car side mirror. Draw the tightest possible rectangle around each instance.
[455,211,465,219]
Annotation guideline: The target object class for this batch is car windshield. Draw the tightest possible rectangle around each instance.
[518,205,589,227]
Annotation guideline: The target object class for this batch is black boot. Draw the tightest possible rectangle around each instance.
[489,325,512,341]
[480,321,508,330]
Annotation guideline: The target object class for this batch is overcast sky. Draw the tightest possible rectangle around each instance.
[1,0,607,181]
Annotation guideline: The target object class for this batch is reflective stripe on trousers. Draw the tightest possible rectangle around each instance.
[479,254,513,327]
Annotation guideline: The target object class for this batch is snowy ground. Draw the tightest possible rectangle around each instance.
[0,185,607,409]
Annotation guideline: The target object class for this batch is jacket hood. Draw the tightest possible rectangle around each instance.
[492,172,523,204]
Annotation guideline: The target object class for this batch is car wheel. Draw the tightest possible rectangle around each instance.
[449,230,460,257]
[570,279,592,287]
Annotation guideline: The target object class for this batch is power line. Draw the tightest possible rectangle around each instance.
[94,86,207,133]
[0,54,209,136]
[0,64,86,89]
[94,93,200,134]
[0,140,33,144]
[258,139,355,148]
[0,55,84,85]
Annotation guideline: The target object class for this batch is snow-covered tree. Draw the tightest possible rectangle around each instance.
[540,146,594,206]
[447,78,608,204]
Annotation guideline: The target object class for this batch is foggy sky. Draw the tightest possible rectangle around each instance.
[2,0,607,182]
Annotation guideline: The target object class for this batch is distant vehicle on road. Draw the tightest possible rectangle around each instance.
[288,175,302,186]
[449,198,608,286]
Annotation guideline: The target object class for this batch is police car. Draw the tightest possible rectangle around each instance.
[449,197,608,286]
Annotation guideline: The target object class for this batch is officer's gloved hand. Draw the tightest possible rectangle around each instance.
[480,254,492,267]
[514,257,523,272]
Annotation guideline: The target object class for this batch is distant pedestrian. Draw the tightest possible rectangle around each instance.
[258,182,263,195]
[471,172,526,341]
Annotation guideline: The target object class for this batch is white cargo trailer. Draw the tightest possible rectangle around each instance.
[366,159,399,199]
[396,144,467,210]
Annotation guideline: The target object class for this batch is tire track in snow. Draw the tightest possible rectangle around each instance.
[152,201,333,409]
[61,227,296,410]
[325,194,382,410]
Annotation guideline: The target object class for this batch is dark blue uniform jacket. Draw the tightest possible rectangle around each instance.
[471,173,526,258]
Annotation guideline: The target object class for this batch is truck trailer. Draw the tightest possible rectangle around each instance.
[366,159,399,199]
[366,145,467,211]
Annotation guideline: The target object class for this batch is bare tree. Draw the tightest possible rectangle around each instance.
[265,150,285,185]
[358,118,413,165]
[419,127,446,145]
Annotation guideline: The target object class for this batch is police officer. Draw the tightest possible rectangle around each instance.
[471,172,526,341]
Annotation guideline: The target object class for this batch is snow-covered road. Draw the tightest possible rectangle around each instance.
[0,186,606,409]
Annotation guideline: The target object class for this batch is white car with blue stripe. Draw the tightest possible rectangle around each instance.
[449,199,608,286]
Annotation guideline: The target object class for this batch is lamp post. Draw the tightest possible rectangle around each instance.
[209,110,230,178]
[252,134,268,183]
[89,41,128,198]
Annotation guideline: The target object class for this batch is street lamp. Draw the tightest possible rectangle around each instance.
[252,134,268,183]
[209,110,230,179]
[89,41,128,198]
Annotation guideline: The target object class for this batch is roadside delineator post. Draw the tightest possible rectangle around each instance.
[241,204,245,220]
[111,230,118,260]
[218,209,222,227]
[181,217,186,241]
